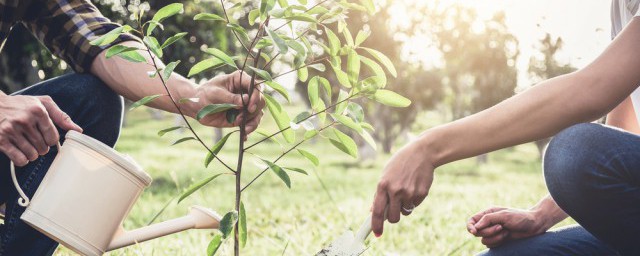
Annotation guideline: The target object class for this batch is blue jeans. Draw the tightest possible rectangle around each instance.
[0,74,123,255]
[480,123,640,256]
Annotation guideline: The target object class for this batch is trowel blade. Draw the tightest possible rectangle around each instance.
[316,230,367,256]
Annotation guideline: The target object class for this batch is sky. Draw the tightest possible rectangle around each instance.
[391,0,613,88]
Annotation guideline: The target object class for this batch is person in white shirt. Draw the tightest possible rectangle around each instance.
[370,1,640,255]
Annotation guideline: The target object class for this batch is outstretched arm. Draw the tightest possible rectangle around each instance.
[90,41,264,133]
[371,19,640,236]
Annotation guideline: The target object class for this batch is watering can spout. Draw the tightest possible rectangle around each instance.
[107,206,221,251]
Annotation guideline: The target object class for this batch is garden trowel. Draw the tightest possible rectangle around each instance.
[316,215,372,256]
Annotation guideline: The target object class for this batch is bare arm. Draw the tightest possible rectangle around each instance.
[371,19,640,236]
[90,41,265,132]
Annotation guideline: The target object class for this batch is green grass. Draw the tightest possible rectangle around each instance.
[52,107,575,255]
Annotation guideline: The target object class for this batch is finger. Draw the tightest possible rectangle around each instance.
[467,221,478,235]
[230,70,253,90]
[245,112,263,135]
[23,129,49,156]
[482,230,510,248]
[10,136,38,162]
[248,86,263,114]
[475,212,503,230]
[400,199,414,216]
[476,224,503,237]
[40,97,82,132]
[371,184,389,237]
[387,193,402,224]
[2,142,29,167]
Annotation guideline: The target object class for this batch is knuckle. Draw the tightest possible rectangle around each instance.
[377,181,389,190]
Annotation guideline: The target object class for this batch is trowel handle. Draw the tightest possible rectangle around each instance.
[354,215,372,242]
[355,206,388,242]
[10,142,61,207]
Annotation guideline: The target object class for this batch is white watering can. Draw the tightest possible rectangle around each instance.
[9,130,221,255]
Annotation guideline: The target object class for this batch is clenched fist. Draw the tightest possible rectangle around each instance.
[0,94,82,166]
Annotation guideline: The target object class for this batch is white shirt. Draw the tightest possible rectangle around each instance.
[611,0,640,124]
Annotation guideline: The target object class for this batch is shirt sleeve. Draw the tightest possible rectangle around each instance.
[21,0,139,73]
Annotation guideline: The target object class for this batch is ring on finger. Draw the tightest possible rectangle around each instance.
[402,203,416,213]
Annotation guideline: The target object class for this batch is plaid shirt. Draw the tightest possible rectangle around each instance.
[0,0,137,73]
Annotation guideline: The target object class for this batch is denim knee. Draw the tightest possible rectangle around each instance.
[47,74,124,147]
[543,123,606,210]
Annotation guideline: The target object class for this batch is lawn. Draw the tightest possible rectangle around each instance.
[51,106,575,255]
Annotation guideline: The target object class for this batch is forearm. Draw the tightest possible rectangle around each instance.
[530,195,568,231]
[419,20,640,167]
[89,41,199,117]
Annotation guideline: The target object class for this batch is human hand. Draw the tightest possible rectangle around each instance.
[190,71,265,135]
[0,94,82,166]
[371,140,435,237]
[467,207,549,248]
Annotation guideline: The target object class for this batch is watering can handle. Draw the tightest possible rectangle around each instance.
[10,142,62,207]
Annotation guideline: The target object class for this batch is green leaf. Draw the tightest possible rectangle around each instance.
[248,9,260,26]
[239,202,247,248]
[204,48,237,68]
[227,23,250,43]
[342,27,354,46]
[308,5,329,15]
[248,66,273,81]
[332,114,362,134]
[283,14,317,23]
[361,130,377,151]
[347,49,360,86]
[266,28,288,54]
[332,65,351,88]
[304,129,318,139]
[278,0,289,8]
[116,50,147,63]
[143,36,162,58]
[260,0,276,18]
[355,29,371,46]
[197,104,238,120]
[360,122,375,131]
[265,81,290,102]
[317,77,332,102]
[148,3,183,34]
[308,63,326,72]
[361,47,397,77]
[297,149,319,166]
[162,60,180,81]
[178,174,224,203]
[298,0,308,5]
[207,234,223,256]
[308,76,320,108]
[172,137,196,146]
[130,94,163,110]
[204,132,234,167]
[297,66,308,82]
[347,102,364,122]
[324,27,340,56]
[372,89,411,107]
[334,90,349,114]
[194,13,226,22]
[264,94,294,143]
[90,25,132,46]
[220,211,239,239]
[105,45,138,58]
[328,128,358,158]
[360,56,387,86]
[262,159,291,188]
[161,32,188,49]
[226,109,240,124]
[188,58,225,77]
[157,126,183,137]
[285,167,308,175]
[361,0,375,14]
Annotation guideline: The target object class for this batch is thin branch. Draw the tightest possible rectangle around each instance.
[241,122,335,192]
[220,0,254,58]
[244,93,356,150]
[255,57,329,88]
[140,30,236,173]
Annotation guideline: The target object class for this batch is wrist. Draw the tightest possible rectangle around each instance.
[173,79,200,118]
[416,127,448,168]
[530,206,554,232]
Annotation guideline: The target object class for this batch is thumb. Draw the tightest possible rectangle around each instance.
[217,90,248,109]
[41,98,82,132]
[474,212,505,230]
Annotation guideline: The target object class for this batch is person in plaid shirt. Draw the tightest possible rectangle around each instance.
[0,1,264,255]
